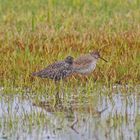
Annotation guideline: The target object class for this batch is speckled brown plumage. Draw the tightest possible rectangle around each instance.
[32,56,74,81]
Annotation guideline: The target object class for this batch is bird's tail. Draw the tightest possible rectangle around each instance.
[31,71,47,78]
[32,72,39,77]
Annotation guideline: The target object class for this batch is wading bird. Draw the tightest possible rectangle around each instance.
[32,56,74,81]
[73,51,107,75]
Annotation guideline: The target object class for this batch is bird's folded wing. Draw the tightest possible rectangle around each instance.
[73,56,92,69]
[46,61,64,69]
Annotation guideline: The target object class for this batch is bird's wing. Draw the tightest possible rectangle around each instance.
[46,61,64,69]
[73,55,93,70]
[32,61,65,78]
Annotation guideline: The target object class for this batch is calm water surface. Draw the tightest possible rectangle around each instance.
[0,86,140,140]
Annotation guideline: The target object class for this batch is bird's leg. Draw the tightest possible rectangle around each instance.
[54,91,60,107]
[61,81,65,100]
[53,81,60,108]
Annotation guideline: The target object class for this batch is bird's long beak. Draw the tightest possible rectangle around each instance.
[100,57,108,62]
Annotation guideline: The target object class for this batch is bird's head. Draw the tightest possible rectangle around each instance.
[90,51,100,59]
[65,56,74,64]
[90,51,107,62]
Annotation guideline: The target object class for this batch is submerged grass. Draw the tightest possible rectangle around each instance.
[0,0,140,91]
[0,89,139,140]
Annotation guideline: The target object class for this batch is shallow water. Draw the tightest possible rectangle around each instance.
[0,86,140,140]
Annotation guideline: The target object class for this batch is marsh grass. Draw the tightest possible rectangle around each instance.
[0,0,140,92]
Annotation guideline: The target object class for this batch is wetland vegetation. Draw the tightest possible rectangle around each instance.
[0,0,140,139]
